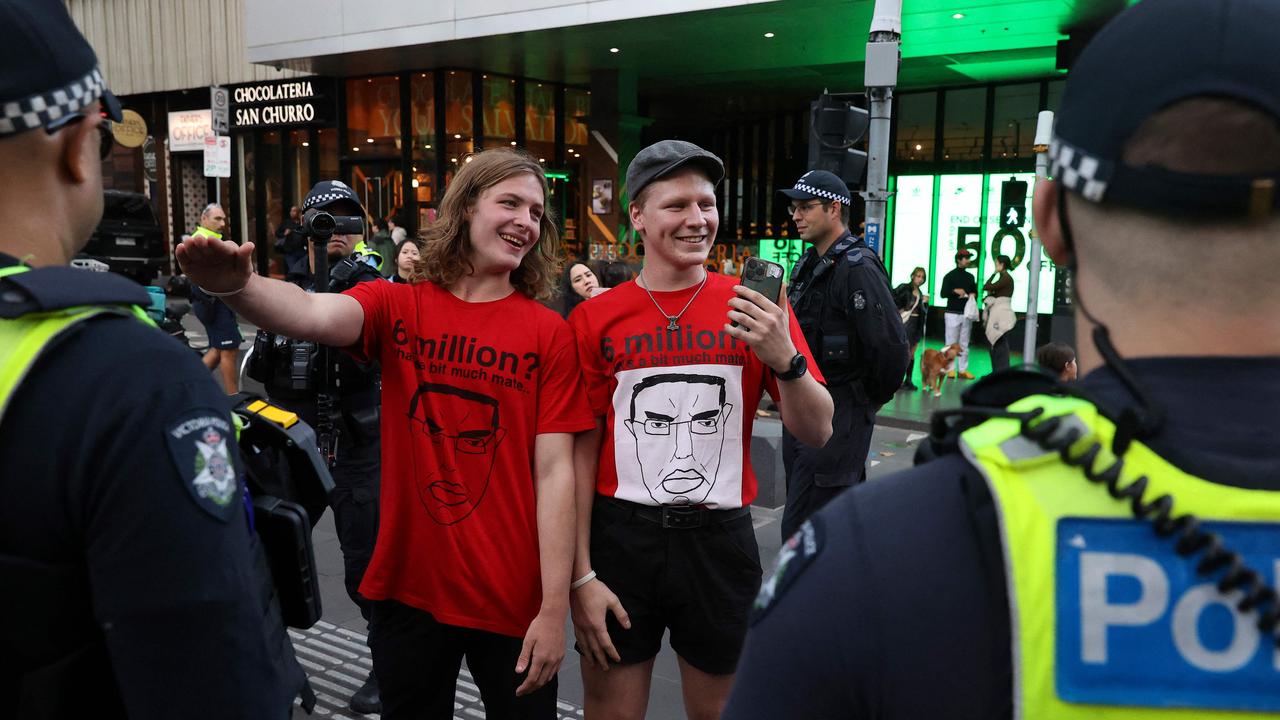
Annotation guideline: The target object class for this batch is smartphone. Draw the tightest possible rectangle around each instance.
[732,257,785,326]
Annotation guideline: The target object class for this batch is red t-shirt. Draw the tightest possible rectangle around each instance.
[344,280,594,637]
[568,273,823,509]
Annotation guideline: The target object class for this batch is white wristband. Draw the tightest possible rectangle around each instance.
[570,570,597,590]
[202,282,248,297]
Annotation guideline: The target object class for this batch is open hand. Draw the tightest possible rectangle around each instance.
[571,577,631,671]
[175,234,255,294]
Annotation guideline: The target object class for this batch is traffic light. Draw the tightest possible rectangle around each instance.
[808,92,869,190]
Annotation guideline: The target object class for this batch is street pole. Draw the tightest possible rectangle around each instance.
[862,0,901,259]
[1023,110,1054,361]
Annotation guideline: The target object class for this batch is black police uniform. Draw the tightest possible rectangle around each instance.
[723,357,1280,718]
[0,255,306,719]
[250,250,385,622]
[781,229,907,538]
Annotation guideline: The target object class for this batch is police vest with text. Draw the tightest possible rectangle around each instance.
[963,394,1280,718]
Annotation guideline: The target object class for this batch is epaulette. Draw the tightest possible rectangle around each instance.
[843,247,868,266]
[914,368,1071,465]
[0,267,149,319]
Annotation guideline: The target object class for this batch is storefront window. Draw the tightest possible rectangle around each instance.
[483,75,516,147]
[561,88,590,258]
[444,71,474,185]
[241,133,258,271]
[942,88,986,161]
[992,84,1039,160]
[411,72,439,226]
[525,81,556,167]
[346,76,401,160]
[286,129,311,203]
[896,92,937,161]
[260,131,285,275]
[317,127,338,180]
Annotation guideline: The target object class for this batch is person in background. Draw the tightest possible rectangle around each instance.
[188,203,241,393]
[893,266,928,391]
[274,204,307,284]
[600,260,634,289]
[562,261,598,316]
[369,216,396,276]
[982,254,1016,373]
[940,249,978,379]
[1036,341,1078,381]
[390,235,421,284]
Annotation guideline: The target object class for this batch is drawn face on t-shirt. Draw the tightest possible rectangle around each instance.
[623,373,733,505]
[408,382,507,525]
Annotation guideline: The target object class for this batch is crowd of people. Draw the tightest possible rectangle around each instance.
[4,0,1276,719]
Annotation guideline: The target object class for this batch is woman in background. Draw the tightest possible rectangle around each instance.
[892,266,928,391]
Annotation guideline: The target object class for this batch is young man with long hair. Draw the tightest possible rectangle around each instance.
[567,140,833,720]
[178,149,593,719]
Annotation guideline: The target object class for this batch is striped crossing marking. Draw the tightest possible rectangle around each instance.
[291,621,584,719]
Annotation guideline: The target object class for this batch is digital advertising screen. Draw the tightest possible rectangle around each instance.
[890,175,934,292]
[931,174,983,308]
[982,173,1057,313]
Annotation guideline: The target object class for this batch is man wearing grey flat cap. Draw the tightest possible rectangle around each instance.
[568,140,833,720]
[727,0,1280,717]
[0,0,307,717]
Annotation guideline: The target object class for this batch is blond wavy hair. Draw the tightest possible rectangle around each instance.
[414,149,562,300]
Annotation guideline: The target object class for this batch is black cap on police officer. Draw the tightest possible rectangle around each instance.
[778,170,852,208]
[1050,0,1280,219]
[0,0,123,138]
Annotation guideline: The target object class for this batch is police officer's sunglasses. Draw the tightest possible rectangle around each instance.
[788,201,822,215]
[44,111,114,161]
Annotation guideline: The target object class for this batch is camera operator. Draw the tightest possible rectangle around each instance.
[247,180,386,715]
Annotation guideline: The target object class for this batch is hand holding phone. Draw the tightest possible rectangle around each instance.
[731,257,785,327]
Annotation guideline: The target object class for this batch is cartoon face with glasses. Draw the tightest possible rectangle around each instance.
[623,373,734,505]
[408,382,506,525]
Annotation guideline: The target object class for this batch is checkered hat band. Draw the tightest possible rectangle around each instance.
[793,182,850,205]
[1049,134,1112,203]
[304,191,356,210]
[0,68,105,137]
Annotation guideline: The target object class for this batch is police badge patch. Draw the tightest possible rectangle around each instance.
[750,517,823,625]
[166,410,240,522]
[853,290,867,311]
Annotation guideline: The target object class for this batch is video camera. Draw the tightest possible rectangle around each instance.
[301,208,363,241]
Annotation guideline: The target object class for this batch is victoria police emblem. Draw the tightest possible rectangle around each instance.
[751,517,823,624]
[166,410,239,521]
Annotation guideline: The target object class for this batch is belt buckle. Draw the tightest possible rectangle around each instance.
[661,505,703,530]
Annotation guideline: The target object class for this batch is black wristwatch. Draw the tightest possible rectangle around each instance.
[774,352,808,381]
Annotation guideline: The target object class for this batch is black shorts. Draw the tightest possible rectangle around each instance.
[585,496,762,675]
[192,297,242,349]
[368,600,556,720]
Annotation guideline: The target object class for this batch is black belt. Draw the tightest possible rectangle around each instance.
[597,496,750,530]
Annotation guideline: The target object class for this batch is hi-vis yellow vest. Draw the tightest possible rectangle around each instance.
[961,394,1280,719]
[0,265,152,423]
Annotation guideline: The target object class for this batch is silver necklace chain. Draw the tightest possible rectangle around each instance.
[638,269,708,331]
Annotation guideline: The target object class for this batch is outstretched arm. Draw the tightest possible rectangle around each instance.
[176,234,364,347]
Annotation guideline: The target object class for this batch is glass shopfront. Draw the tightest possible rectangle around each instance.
[230,71,591,277]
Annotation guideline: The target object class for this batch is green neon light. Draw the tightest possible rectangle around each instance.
[544,171,569,180]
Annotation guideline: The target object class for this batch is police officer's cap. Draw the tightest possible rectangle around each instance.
[779,170,852,207]
[627,140,725,201]
[303,180,366,217]
[0,0,123,139]
[1053,0,1280,217]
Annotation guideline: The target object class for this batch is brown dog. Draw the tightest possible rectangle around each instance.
[920,344,964,397]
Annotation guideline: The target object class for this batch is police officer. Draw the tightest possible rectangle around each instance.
[726,1,1280,717]
[776,170,908,538]
[0,1,306,717]
[248,180,385,715]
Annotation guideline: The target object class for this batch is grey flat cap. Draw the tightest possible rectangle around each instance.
[626,140,725,201]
